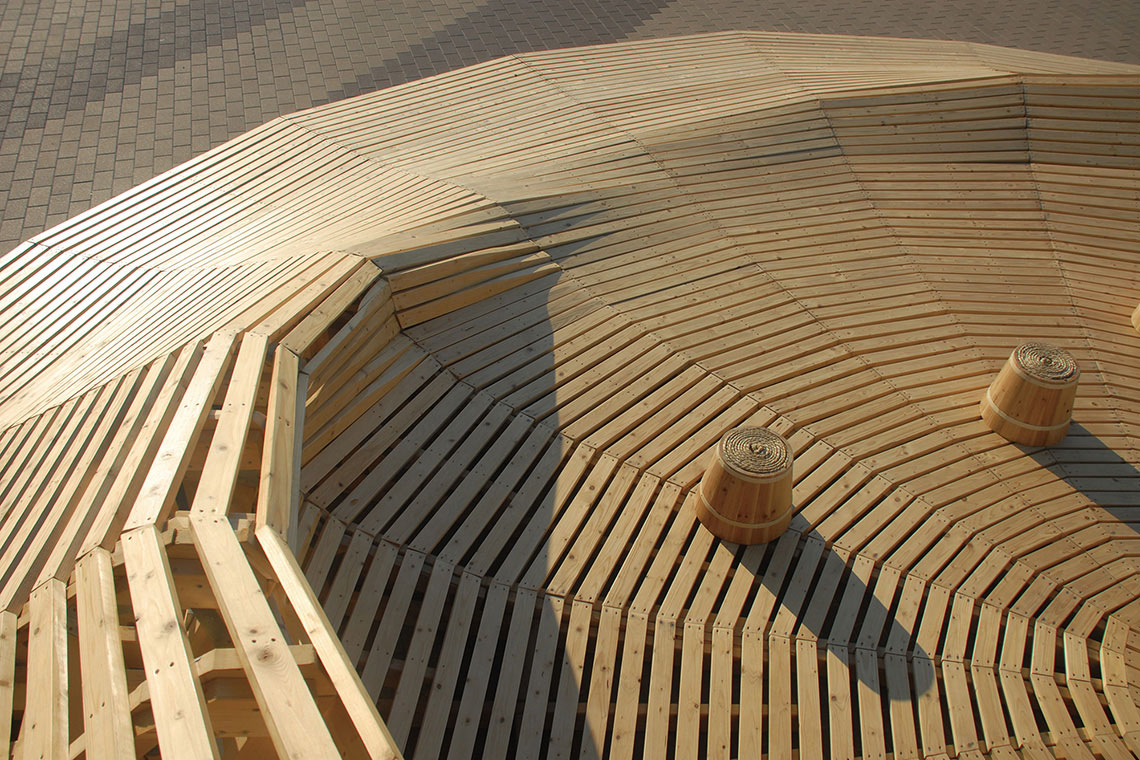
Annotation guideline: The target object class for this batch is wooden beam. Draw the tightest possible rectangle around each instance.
[190,512,341,759]
[190,331,269,516]
[74,548,135,759]
[22,578,68,760]
[123,331,238,531]
[121,525,218,760]
[0,610,15,757]
[257,526,402,759]
[255,345,302,544]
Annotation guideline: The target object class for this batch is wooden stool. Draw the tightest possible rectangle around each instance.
[696,427,794,544]
[980,342,1079,446]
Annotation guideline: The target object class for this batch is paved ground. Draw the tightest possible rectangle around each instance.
[1,0,1138,256]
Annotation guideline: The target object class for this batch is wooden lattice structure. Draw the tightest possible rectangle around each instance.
[1,31,1140,759]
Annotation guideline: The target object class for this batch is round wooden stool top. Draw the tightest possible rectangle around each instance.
[981,342,1079,447]
[696,427,794,544]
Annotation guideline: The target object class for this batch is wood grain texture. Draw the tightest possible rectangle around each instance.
[0,31,1137,760]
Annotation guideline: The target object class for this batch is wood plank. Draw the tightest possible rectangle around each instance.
[0,370,142,610]
[360,549,425,701]
[74,549,135,759]
[443,580,510,760]
[257,527,400,759]
[481,587,538,760]
[190,331,268,516]
[339,538,399,666]
[0,610,14,758]
[123,331,238,531]
[256,345,303,544]
[281,260,383,356]
[643,615,677,759]
[22,578,69,760]
[546,598,592,760]
[121,525,219,760]
[76,343,200,555]
[191,513,340,758]
[579,603,622,760]
[513,594,565,760]
[385,559,455,748]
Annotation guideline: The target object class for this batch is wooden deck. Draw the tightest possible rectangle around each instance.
[0,31,1138,759]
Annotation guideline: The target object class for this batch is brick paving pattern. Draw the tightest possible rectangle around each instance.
[1,0,1138,256]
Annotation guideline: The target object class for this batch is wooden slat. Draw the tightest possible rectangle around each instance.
[190,512,341,759]
[22,578,68,760]
[257,526,400,758]
[0,610,14,757]
[256,345,303,543]
[281,260,383,356]
[75,343,200,556]
[123,331,238,531]
[190,331,268,516]
[121,525,218,760]
[74,548,135,759]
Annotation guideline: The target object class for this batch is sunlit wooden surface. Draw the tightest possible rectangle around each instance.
[0,31,1138,759]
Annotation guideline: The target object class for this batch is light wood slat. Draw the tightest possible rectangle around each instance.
[545,462,639,597]
[123,331,238,531]
[304,337,425,459]
[706,623,735,760]
[388,401,514,548]
[607,609,648,760]
[409,570,480,760]
[121,525,219,760]
[0,610,13,758]
[190,512,341,759]
[31,360,160,592]
[22,578,68,760]
[304,279,394,384]
[321,528,373,631]
[359,549,425,700]
[480,587,538,760]
[0,369,141,610]
[74,548,134,759]
[77,343,200,556]
[301,357,441,491]
[542,598,592,760]
[578,602,622,760]
[430,418,555,564]
[356,387,488,536]
[385,560,456,748]
[443,580,510,759]
[338,537,399,666]
[0,397,89,554]
[1102,617,1140,755]
[642,615,676,759]
[513,595,565,759]
[281,260,383,356]
[256,345,303,544]
[0,418,41,509]
[250,255,368,343]
[304,516,347,597]
[258,526,401,756]
[190,331,269,516]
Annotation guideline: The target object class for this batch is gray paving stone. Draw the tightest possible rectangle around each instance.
[1,0,1139,256]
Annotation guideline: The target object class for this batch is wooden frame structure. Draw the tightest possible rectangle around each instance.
[0,31,1138,759]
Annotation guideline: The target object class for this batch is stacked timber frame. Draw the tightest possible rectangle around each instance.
[0,31,1138,760]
